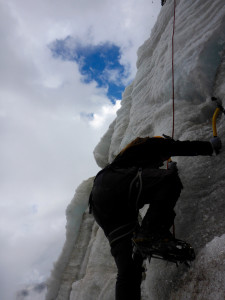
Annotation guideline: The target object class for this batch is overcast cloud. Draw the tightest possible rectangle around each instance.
[0,0,161,299]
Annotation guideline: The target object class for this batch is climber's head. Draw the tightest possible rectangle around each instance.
[119,136,165,155]
[119,137,150,155]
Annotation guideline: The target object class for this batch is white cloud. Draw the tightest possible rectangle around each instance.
[90,100,121,129]
[0,0,161,298]
[103,68,122,84]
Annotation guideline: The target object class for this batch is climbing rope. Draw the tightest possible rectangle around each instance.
[171,0,176,139]
[171,0,176,237]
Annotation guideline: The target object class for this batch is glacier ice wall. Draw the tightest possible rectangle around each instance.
[46,0,225,299]
[45,178,95,300]
[94,0,225,167]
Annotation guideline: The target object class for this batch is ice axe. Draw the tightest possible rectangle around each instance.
[211,97,225,137]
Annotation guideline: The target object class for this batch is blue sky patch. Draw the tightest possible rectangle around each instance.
[50,37,128,102]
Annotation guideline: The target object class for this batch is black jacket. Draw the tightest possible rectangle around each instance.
[90,138,213,242]
[111,138,213,169]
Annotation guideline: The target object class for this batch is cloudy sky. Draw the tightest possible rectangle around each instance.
[0,0,161,299]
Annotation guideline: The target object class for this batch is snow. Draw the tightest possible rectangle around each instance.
[46,0,225,299]
[45,178,94,300]
[142,234,225,300]
[169,234,225,300]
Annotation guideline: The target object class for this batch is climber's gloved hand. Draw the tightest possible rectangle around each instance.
[210,137,222,154]
[168,161,178,172]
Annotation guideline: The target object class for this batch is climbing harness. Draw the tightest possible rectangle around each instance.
[211,97,225,137]
[128,168,143,210]
[108,221,139,246]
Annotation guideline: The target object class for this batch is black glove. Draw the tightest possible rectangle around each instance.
[210,137,222,154]
[168,161,178,172]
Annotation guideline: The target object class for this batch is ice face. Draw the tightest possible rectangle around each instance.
[46,1,225,299]
[94,0,225,167]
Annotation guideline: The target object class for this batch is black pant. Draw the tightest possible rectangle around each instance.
[111,238,143,300]
[92,167,183,299]
[140,168,183,233]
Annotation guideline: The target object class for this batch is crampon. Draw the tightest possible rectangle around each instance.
[132,237,195,267]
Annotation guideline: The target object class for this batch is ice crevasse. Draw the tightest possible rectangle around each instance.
[46,1,225,299]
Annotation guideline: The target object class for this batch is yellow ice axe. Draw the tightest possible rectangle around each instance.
[211,97,225,137]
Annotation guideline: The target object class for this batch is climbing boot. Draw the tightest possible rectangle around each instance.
[132,230,195,264]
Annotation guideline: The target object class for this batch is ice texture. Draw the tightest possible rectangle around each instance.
[46,0,225,299]
[45,178,94,300]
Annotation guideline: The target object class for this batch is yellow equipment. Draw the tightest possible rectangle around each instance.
[211,97,225,137]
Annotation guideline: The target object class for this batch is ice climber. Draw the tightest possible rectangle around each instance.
[89,136,222,300]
